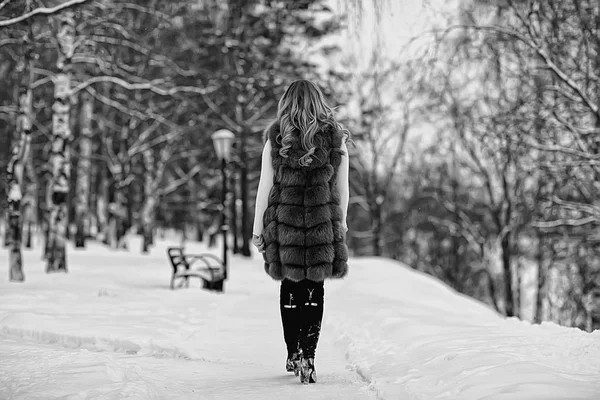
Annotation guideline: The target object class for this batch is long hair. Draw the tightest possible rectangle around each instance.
[277,79,349,167]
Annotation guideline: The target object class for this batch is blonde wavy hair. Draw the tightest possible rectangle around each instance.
[277,79,349,167]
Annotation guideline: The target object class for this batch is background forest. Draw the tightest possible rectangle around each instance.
[1,0,599,333]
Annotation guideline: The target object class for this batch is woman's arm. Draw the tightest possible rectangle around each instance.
[252,139,274,237]
[337,140,350,231]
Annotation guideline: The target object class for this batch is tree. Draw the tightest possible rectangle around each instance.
[5,0,35,281]
[74,91,93,247]
[45,9,76,272]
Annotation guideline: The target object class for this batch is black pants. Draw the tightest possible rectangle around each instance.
[279,279,324,359]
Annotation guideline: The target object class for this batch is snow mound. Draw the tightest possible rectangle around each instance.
[326,256,600,400]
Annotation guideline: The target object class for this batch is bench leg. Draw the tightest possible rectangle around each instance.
[171,275,188,290]
[203,279,224,292]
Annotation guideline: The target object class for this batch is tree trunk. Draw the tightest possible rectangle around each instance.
[240,129,251,257]
[25,221,33,249]
[371,202,383,257]
[196,220,204,242]
[501,235,514,317]
[514,256,522,317]
[7,91,32,281]
[23,154,37,249]
[97,164,109,244]
[3,218,9,248]
[230,167,239,254]
[7,11,34,280]
[141,197,156,254]
[74,92,93,248]
[46,11,75,273]
[481,239,500,312]
[534,234,546,323]
[112,189,128,250]
[141,149,156,254]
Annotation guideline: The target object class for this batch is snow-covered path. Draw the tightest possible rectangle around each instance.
[0,239,372,399]
[1,237,599,399]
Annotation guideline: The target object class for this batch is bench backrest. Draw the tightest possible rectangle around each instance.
[167,247,188,272]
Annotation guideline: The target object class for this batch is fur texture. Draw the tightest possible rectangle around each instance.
[262,121,349,282]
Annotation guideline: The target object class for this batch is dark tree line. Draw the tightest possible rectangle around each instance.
[1,0,342,278]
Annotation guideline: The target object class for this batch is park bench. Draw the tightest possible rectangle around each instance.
[167,247,225,291]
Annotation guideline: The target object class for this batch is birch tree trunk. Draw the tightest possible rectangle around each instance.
[7,73,33,281]
[23,152,37,249]
[7,2,34,281]
[46,10,75,273]
[74,91,93,248]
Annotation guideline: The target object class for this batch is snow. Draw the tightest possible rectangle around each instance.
[1,236,599,400]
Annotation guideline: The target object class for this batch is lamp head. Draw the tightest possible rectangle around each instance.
[211,129,235,161]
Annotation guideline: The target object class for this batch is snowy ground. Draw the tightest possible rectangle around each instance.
[1,236,599,400]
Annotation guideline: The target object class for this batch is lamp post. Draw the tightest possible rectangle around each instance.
[211,129,235,288]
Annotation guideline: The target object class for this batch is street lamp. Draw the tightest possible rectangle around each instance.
[211,129,235,290]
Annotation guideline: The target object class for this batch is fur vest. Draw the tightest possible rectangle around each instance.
[261,121,349,282]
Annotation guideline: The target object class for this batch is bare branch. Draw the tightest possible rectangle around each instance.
[427,215,483,257]
[552,110,599,136]
[84,87,188,131]
[130,130,186,158]
[0,38,20,47]
[83,35,200,78]
[85,86,146,120]
[201,92,243,132]
[0,105,17,114]
[72,75,218,97]
[526,138,600,161]
[552,196,600,218]
[532,217,597,229]
[30,76,53,89]
[0,0,90,27]
[159,164,204,196]
[438,24,599,116]
[0,0,11,12]
[246,100,275,126]
[128,120,161,156]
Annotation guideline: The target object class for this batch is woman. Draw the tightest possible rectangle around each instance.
[252,79,350,384]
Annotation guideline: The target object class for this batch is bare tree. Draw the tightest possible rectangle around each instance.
[337,52,412,256]
[46,10,76,272]
[6,0,34,280]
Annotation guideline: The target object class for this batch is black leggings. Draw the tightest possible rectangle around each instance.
[279,279,324,359]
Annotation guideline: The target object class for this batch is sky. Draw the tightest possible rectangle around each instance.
[321,0,462,151]
[328,0,460,67]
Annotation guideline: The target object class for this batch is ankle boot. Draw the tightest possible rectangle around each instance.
[286,351,301,376]
[300,357,316,384]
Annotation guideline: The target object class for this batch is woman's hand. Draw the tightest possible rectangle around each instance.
[252,234,265,253]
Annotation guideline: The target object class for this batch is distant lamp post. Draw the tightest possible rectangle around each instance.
[211,129,235,290]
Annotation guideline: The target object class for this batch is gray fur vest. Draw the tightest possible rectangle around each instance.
[262,121,349,282]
